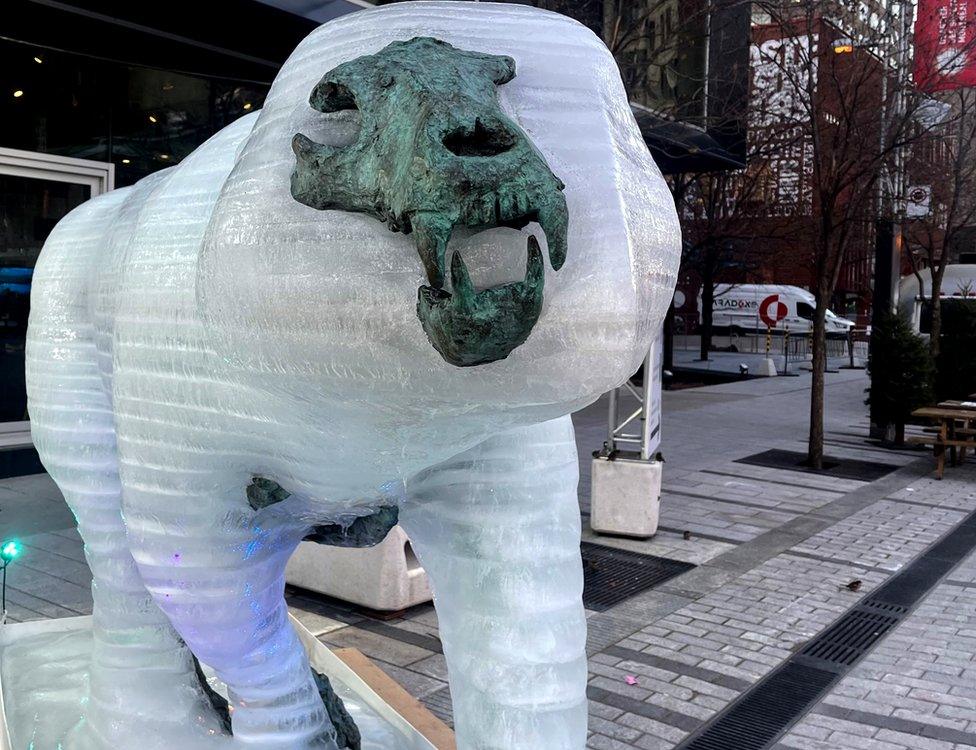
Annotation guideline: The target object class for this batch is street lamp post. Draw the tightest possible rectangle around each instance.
[870,0,913,439]
[1,539,22,624]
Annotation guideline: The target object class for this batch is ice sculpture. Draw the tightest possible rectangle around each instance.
[24,2,680,749]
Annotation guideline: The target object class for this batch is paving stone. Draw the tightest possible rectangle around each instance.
[320,625,433,667]
[7,371,976,749]
[791,500,965,572]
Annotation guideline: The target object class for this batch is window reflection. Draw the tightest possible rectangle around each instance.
[0,176,90,422]
[0,39,269,186]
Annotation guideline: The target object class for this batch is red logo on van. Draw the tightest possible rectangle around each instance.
[759,294,788,328]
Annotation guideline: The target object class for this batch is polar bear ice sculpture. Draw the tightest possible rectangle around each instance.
[25,3,679,749]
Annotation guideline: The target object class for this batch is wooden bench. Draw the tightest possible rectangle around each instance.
[906,436,974,479]
[909,406,976,479]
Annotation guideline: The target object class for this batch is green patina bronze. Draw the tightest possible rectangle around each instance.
[313,670,361,750]
[192,654,361,749]
[247,476,398,548]
[303,505,399,548]
[246,476,291,510]
[290,36,569,367]
[243,476,400,745]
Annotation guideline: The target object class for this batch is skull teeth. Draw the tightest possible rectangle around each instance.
[411,191,566,293]
[412,214,452,288]
[525,235,543,286]
[450,250,475,308]
[415,232,546,367]
[420,233,544,310]
[537,200,568,271]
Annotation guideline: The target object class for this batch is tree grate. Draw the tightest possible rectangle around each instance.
[734,449,899,481]
[580,543,695,612]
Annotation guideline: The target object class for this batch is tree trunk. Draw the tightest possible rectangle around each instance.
[807,299,828,470]
[700,269,714,361]
[929,279,943,360]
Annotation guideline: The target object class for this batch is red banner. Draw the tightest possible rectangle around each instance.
[914,0,976,91]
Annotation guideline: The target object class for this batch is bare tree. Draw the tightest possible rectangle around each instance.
[905,88,976,357]
[675,137,798,358]
[748,0,948,469]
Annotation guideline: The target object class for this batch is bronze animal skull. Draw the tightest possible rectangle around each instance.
[291,36,569,367]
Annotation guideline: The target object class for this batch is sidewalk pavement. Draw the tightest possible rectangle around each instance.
[671,348,861,377]
[2,368,975,750]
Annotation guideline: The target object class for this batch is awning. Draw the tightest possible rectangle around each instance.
[255,0,369,23]
[631,105,745,175]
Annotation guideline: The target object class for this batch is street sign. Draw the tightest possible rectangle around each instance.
[906,185,932,217]
[759,294,788,328]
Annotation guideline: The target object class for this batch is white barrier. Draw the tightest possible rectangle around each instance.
[286,526,433,612]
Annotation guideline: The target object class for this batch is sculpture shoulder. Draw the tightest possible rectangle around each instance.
[38,114,258,286]
[32,187,134,283]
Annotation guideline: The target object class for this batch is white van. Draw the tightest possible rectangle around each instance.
[701,284,856,337]
[898,264,976,335]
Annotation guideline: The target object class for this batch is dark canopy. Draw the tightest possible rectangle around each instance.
[631,104,745,176]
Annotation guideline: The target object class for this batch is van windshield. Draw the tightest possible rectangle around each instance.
[797,301,814,320]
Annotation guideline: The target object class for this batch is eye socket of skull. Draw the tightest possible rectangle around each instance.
[487,55,516,85]
[310,80,358,113]
[442,119,518,157]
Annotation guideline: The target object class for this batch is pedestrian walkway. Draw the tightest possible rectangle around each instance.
[2,369,974,750]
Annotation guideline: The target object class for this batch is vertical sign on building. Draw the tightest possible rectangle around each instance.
[915,0,976,91]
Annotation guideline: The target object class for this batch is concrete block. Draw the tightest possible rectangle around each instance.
[590,458,662,538]
[286,525,432,611]
[756,358,778,377]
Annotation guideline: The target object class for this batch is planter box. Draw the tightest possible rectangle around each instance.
[589,457,662,538]
[0,613,448,750]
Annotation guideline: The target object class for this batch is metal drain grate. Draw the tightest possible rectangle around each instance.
[681,662,836,750]
[676,506,976,750]
[581,543,695,612]
[800,609,900,667]
[859,598,910,616]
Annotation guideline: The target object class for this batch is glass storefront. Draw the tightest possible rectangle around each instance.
[0,38,271,431]
[0,174,91,422]
[0,38,269,187]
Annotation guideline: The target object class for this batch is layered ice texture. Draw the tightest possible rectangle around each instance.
[23,2,680,748]
[1,628,420,750]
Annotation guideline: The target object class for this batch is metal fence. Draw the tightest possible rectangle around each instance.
[673,328,871,366]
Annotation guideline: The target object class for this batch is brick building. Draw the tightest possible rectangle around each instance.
[678,14,888,326]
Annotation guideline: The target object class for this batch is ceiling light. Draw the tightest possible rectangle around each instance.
[33,56,43,64]
[243,102,252,111]
[148,114,157,123]
[833,37,854,54]
[159,154,170,160]
[12,90,23,98]
[121,159,131,164]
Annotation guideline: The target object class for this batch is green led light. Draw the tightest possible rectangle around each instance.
[1,540,20,562]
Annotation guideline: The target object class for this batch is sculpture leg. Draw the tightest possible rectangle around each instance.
[121,466,339,749]
[29,374,224,747]
[401,416,587,750]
